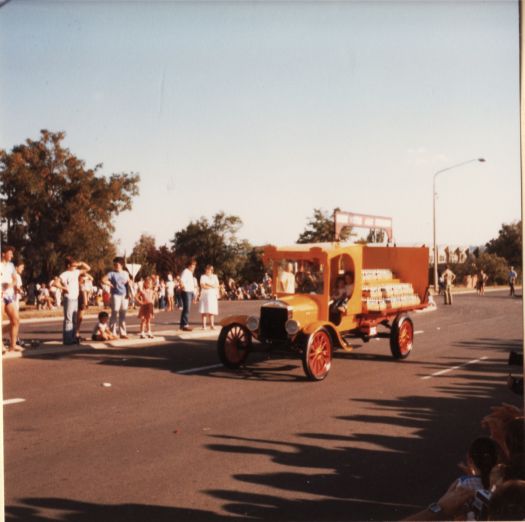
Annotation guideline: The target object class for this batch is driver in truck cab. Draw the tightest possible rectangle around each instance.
[277,262,295,293]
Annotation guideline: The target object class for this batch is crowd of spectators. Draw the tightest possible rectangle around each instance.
[23,272,274,311]
[1,251,276,349]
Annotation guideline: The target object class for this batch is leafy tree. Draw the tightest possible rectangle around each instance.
[239,246,266,284]
[297,208,352,244]
[129,236,181,278]
[152,245,180,277]
[0,130,139,281]
[485,221,521,270]
[171,212,248,280]
[475,252,511,284]
[451,252,511,285]
[129,233,157,276]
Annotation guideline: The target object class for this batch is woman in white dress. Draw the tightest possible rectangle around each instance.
[199,265,219,329]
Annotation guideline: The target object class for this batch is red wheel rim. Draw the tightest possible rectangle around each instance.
[398,320,413,355]
[225,325,249,363]
[308,330,332,378]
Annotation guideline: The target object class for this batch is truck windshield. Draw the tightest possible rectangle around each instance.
[275,258,324,295]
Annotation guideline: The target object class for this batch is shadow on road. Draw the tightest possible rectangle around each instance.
[6,497,244,522]
[453,337,522,352]
[7,336,522,521]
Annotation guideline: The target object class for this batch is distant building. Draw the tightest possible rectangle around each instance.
[429,245,471,265]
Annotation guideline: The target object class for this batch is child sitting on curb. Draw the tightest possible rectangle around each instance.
[92,311,117,341]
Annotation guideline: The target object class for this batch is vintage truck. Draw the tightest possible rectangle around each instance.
[217,242,429,380]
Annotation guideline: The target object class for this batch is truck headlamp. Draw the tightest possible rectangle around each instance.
[246,316,259,332]
[285,319,301,336]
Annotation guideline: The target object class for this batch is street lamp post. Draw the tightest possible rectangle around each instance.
[432,158,486,293]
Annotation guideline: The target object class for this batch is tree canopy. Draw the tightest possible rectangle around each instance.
[485,220,521,270]
[130,234,180,278]
[297,208,352,244]
[171,212,252,279]
[0,130,140,281]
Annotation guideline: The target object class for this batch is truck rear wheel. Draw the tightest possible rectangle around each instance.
[302,328,332,381]
[217,323,252,369]
[390,314,414,359]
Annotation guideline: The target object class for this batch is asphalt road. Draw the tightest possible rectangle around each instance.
[3,291,523,521]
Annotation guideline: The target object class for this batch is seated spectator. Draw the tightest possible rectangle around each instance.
[453,437,502,492]
[404,405,525,521]
[37,283,54,310]
[257,283,267,299]
[92,311,117,341]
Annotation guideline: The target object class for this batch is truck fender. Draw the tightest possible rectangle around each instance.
[219,315,250,328]
[301,321,352,352]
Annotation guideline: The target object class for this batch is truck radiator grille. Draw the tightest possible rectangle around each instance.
[259,307,288,341]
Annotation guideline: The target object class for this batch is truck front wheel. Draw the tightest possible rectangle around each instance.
[302,328,332,381]
[217,323,252,369]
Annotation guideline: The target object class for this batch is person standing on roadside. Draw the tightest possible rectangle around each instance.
[57,256,91,345]
[179,259,197,331]
[1,246,22,353]
[14,261,26,347]
[442,265,456,305]
[509,266,518,297]
[14,261,25,311]
[199,265,219,330]
[477,269,488,296]
[102,257,131,339]
[76,272,94,341]
[165,273,175,312]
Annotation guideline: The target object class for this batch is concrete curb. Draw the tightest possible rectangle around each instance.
[429,286,519,297]
[3,328,220,360]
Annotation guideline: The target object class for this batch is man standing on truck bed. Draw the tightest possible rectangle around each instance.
[277,262,295,294]
[442,265,456,305]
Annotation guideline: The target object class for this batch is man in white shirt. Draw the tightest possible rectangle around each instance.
[278,262,296,294]
[179,259,197,331]
[442,265,456,305]
[56,256,91,344]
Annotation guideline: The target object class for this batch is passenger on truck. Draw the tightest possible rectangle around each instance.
[277,262,295,294]
[329,276,348,323]
[344,270,355,299]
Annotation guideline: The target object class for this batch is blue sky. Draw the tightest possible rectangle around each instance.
[0,0,520,253]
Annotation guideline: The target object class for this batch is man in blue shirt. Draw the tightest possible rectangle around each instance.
[102,257,131,338]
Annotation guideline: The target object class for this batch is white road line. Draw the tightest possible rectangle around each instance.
[177,364,223,375]
[421,356,489,380]
[3,398,26,406]
[414,330,424,335]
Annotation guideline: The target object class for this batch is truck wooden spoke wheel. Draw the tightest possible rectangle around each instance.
[390,314,414,359]
[302,328,332,381]
[218,324,252,369]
